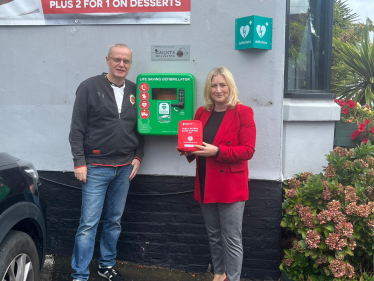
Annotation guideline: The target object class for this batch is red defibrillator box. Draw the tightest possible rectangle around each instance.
[178,120,203,152]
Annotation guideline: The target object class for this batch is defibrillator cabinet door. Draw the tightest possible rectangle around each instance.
[136,73,195,135]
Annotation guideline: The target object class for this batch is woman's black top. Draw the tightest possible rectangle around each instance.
[198,110,226,202]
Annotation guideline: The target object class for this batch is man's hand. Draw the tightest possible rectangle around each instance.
[129,158,141,180]
[192,142,218,157]
[74,166,87,183]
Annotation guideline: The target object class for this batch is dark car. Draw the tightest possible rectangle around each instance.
[0,152,46,281]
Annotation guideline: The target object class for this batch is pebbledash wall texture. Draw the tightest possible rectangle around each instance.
[39,172,282,279]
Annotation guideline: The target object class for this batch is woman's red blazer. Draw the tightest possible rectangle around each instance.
[189,104,256,203]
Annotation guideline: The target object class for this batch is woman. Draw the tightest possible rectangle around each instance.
[179,67,256,281]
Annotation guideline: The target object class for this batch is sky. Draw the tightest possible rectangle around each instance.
[346,0,374,23]
[346,0,374,41]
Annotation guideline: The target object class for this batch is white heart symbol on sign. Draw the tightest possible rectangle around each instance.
[240,25,250,39]
[256,25,266,38]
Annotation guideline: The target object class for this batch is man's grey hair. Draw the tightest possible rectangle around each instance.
[108,44,133,57]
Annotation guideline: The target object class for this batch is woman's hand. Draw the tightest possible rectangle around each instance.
[192,142,218,157]
[177,147,193,157]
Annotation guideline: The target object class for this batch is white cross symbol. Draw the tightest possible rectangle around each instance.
[249,20,252,25]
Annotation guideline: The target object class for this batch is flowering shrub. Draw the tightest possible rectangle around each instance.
[335,98,374,144]
[280,142,374,280]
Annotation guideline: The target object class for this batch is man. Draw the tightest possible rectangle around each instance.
[69,44,144,281]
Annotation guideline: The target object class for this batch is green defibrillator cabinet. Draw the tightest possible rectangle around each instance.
[136,73,195,135]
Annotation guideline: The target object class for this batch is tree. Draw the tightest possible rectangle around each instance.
[333,0,359,40]
[331,1,374,104]
[332,23,374,105]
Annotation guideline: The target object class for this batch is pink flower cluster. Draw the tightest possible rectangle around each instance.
[322,181,329,189]
[318,209,347,224]
[345,202,357,215]
[288,178,300,189]
[349,239,356,250]
[344,186,358,203]
[317,210,332,224]
[358,159,369,168]
[305,230,320,249]
[332,211,347,224]
[328,200,342,211]
[322,187,332,200]
[325,165,336,178]
[294,204,303,212]
[366,219,374,228]
[299,172,313,182]
[325,233,347,250]
[336,183,344,196]
[315,255,328,265]
[343,160,354,169]
[346,202,373,217]
[333,146,349,157]
[284,258,293,267]
[368,169,374,176]
[357,204,371,217]
[368,201,374,212]
[297,206,316,228]
[335,222,354,238]
[330,259,354,278]
[301,213,316,229]
[365,156,374,166]
[293,240,304,253]
[287,189,297,198]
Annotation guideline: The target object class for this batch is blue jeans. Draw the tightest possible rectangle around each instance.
[71,164,132,281]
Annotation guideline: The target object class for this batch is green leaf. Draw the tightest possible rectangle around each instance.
[304,199,312,206]
[346,248,354,256]
[305,249,312,256]
[280,221,288,228]
[319,241,327,250]
[332,24,374,105]
[299,240,307,249]
[335,250,346,259]
[324,225,334,232]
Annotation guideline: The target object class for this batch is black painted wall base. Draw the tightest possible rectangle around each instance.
[38,171,282,280]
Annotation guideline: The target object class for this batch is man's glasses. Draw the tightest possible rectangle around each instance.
[108,56,132,65]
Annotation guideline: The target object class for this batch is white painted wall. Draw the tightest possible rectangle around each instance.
[0,0,286,181]
[282,99,341,179]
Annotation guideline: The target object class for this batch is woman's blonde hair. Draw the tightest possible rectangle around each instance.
[203,66,241,110]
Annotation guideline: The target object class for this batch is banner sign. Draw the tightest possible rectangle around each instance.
[0,0,190,25]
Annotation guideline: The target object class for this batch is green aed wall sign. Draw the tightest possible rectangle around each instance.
[235,15,273,50]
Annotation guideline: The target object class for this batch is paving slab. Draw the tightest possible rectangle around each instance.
[40,254,218,281]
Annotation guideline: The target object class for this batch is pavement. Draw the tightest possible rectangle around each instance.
[39,254,234,281]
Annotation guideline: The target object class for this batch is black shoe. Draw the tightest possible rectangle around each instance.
[98,266,124,281]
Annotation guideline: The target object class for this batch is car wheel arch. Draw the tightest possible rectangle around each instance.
[0,201,47,267]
